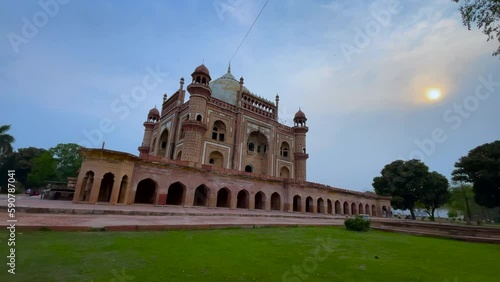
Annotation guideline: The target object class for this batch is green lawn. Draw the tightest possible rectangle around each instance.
[1,227,499,282]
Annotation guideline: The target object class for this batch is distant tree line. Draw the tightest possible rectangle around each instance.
[373,140,500,224]
[0,124,82,193]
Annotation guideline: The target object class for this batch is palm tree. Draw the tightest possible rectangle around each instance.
[0,124,15,157]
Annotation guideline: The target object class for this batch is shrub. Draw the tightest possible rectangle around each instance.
[344,216,370,232]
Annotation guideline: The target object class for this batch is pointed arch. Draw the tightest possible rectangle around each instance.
[343,201,350,215]
[280,166,290,179]
[237,189,249,209]
[166,182,185,205]
[317,198,324,213]
[134,178,157,204]
[193,184,210,206]
[293,195,301,212]
[335,200,341,214]
[271,192,281,211]
[372,204,377,217]
[365,204,371,216]
[351,202,358,215]
[158,129,169,157]
[327,199,333,214]
[98,172,114,203]
[254,191,265,210]
[305,196,313,213]
[359,203,364,214]
[216,187,230,208]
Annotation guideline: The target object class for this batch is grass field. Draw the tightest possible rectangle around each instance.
[1,227,499,282]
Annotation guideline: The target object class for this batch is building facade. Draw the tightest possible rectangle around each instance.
[73,64,391,216]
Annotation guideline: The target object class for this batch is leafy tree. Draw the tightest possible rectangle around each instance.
[373,159,430,220]
[453,140,500,208]
[48,143,82,180]
[27,152,59,187]
[453,0,500,57]
[13,147,46,188]
[0,124,15,158]
[419,171,450,221]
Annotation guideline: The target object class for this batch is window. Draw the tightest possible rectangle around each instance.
[212,127,218,140]
[248,142,255,152]
[161,141,167,149]
[245,165,253,173]
[280,142,290,158]
[196,115,202,121]
[209,158,215,164]
[212,121,226,142]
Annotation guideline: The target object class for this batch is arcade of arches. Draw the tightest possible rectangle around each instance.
[73,150,391,217]
[75,174,389,216]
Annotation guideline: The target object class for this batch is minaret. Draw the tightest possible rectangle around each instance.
[138,107,160,158]
[180,64,211,163]
[293,108,309,181]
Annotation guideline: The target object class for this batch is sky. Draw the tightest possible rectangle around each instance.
[1,0,499,192]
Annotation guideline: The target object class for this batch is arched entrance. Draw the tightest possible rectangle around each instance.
[254,191,265,209]
[317,198,324,213]
[237,190,249,209]
[372,205,377,217]
[134,178,156,204]
[343,202,350,215]
[351,202,358,215]
[98,172,114,203]
[306,197,313,213]
[193,185,209,206]
[166,182,185,205]
[271,192,281,211]
[158,129,169,157]
[216,188,230,208]
[293,195,301,212]
[335,200,341,214]
[359,203,364,214]
[365,204,370,216]
[327,199,333,214]
[208,151,224,167]
[280,166,290,179]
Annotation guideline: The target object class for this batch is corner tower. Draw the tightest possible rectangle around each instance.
[181,64,212,163]
[293,109,309,181]
[138,107,159,158]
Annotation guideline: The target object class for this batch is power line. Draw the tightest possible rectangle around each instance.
[225,0,270,73]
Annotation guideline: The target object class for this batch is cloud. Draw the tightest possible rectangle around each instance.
[290,9,495,114]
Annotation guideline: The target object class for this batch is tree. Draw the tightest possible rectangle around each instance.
[419,171,450,221]
[48,143,82,180]
[453,140,500,208]
[13,147,46,188]
[0,124,15,158]
[372,159,430,220]
[27,152,59,187]
[453,0,500,57]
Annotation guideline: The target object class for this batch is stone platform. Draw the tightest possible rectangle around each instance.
[1,195,499,244]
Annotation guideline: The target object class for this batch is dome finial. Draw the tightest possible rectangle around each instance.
[227,63,231,74]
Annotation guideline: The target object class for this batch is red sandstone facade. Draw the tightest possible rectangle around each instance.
[73,64,391,216]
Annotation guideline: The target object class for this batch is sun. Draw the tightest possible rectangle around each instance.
[426,88,442,101]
